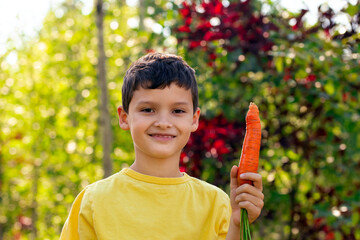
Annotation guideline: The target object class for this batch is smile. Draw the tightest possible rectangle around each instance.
[149,134,176,139]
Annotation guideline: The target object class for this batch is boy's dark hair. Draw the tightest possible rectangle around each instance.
[122,52,198,113]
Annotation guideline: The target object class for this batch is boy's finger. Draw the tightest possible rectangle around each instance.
[235,192,264,209]
[235,185,264,202]
[237,201,262,224]
[229,165,238,191]
[239,172,263,191]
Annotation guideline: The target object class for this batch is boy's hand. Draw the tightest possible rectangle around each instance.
[229,165,264,226]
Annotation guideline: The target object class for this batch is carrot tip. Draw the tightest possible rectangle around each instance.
[249,102,259,111]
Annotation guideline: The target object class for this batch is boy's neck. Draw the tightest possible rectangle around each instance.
[129,156,183,178]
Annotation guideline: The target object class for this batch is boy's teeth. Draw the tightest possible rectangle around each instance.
[152,134,173,138]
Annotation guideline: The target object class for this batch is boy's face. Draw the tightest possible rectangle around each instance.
[118,83,200,161]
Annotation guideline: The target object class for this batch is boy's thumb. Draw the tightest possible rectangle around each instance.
[230,165,239,190]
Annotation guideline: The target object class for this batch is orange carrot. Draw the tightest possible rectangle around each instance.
[237,102,261,186]
[237,102,261,240]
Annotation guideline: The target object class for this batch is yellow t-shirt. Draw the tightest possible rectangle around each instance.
[60,168,231,240]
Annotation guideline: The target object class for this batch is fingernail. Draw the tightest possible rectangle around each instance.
[240,173,246,178]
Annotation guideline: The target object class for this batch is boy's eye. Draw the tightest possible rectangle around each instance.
[173,109,185,114]
[141,108,154,113]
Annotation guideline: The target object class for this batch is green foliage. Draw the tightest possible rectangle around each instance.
[173,0,360,239]
[1,0,359,239]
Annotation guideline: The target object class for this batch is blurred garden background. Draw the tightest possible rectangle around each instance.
[1,0,360,239]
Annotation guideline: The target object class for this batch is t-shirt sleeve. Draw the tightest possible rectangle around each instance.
[217,193,231,239]
[78,188,97,239]
[59,187,96,240]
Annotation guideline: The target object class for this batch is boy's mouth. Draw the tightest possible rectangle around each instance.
[149,133,176,139]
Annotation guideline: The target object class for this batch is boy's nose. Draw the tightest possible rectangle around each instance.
[154,116,173,129]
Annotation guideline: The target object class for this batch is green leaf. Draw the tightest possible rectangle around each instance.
[345,4,359,16]
[324,81,335,95]
[356,229,360,239]
[352,212,359,227]
[275,57,283,73]
[295,69,307,79]
[335,231,342,240]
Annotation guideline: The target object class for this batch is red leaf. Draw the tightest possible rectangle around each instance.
[189,41,201,49]
[306,74,316,82]
[180,166,187,172]
[204,31,214,41]
[214,2,222,14]
[209,53,217,60]
[185,17,192,25]
[178,25,191,33]
[283,74,291,81]
[197,21,212,30]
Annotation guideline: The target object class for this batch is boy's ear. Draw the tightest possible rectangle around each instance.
[117,106,130,130]
[191,107,201,132]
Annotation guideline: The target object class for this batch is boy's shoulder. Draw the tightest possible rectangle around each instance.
[84,170,126,193]
[187,174,229,199]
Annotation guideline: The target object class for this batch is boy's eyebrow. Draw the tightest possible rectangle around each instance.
[136,101,190,106]
[172,102,191,106]
[136,101,159,106]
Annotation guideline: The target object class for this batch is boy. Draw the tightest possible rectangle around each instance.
[60,52,264,239]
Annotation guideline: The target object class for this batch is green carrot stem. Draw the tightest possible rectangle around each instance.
[240,209,251,240]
